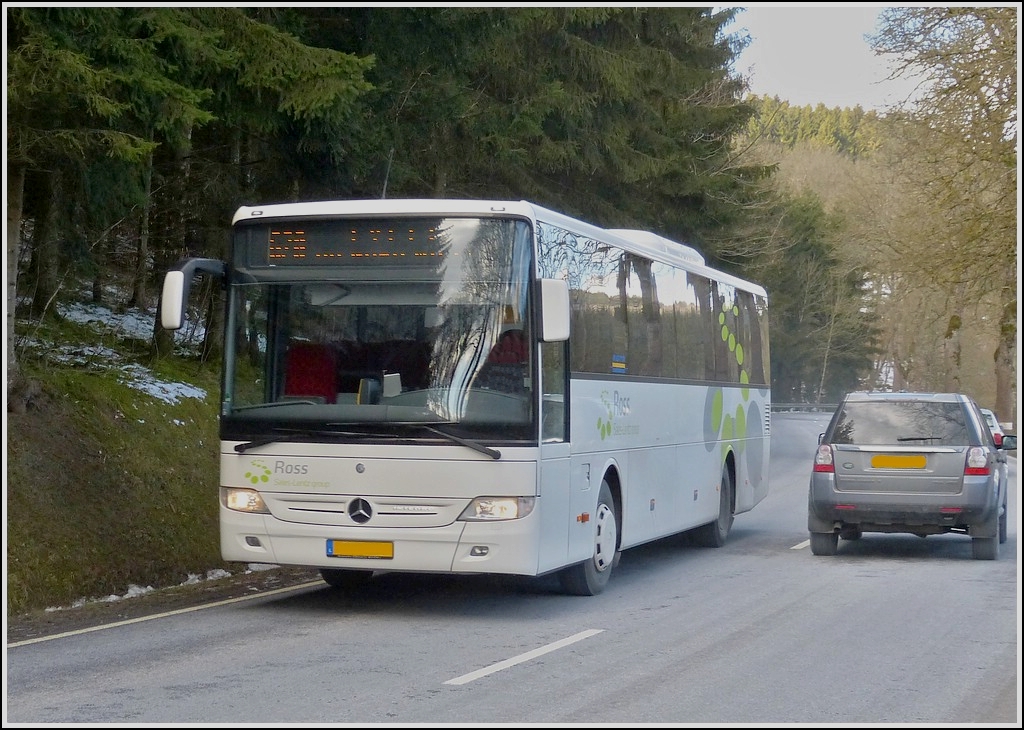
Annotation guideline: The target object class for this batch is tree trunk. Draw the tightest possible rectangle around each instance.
[817,282,841,403]
[129,150,154,308]
[432,167,447,197]
[92,233,115,304]
[91,262,105,303]
[151,125,193,360]
[7,161,25,387]
[27,170,59,320]
[199,275,224,364]
[942,293,963,393]
[993,289,1016,428]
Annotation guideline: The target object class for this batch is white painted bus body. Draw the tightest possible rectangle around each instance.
[163,198,770,589]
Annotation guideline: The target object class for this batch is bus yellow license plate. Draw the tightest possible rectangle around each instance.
[326,540,394,559]
[871,454,926,469]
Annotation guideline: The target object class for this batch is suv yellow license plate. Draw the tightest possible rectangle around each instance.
[871,454,926,469]
[326,540,394,559]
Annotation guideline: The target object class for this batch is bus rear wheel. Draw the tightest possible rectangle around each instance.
[693,467,734,548]
[559,479,619,596]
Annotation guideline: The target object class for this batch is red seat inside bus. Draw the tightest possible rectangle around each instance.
[485,329,527,364]
[284,340,433,402]
[476,329,528,392]
[283,342,338,403]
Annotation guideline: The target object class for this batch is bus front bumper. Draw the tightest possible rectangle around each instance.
[220,507,543,576]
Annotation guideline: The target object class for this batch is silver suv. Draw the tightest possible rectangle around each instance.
[808,391,1016,560]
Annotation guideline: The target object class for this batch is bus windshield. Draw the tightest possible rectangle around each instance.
[222,216,536,442]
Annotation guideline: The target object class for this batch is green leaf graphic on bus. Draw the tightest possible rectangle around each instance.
[718,303,751,391]
[244,459,272,485]
[705,302,758,455]
[597,390,614,439]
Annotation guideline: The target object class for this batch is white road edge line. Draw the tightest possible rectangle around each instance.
[792,540,810,549]
[444,628,605,686]
[7,581,324,648]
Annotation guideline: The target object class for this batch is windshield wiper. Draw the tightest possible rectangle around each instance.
[234,423,501,459]
[231,400,322,413]
[896,436,942,441]
[234,426,379,453]
[235,429,303,452]
[423,425,501,460]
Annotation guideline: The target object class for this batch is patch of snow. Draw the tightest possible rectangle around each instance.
[43,563,286,614]
[61,301,161,341]
[18,299,208,405]
[117,363,206,405]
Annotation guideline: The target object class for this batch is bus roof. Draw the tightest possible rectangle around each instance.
[232,199,767,297]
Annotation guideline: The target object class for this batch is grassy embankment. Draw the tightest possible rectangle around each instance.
[7,303,227,616]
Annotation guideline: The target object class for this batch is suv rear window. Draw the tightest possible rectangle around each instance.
[829,401,969,445]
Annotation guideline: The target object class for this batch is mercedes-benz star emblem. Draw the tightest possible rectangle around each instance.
[348,498,373,524]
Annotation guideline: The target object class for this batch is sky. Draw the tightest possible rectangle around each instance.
[726,5,922,111]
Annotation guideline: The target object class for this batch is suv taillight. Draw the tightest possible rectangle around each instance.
[964,446,990,476]
[813,444,835,473]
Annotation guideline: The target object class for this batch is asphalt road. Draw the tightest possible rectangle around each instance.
[6,413,1019,724]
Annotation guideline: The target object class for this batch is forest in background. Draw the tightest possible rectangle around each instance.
[7,6,1016,413]
[5,6,1018,612]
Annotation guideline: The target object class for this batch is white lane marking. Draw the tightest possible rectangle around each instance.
[7,581,324,648]
[444,629,604,686]
[792,540,810,550]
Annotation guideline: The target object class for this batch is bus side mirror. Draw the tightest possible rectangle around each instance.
[539,278,570,342]
[159,258,227,331]
[161,271,186,330]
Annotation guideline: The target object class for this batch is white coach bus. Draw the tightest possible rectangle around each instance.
[160,199,771,595]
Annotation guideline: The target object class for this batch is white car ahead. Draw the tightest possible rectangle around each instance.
[980,408,1005,447]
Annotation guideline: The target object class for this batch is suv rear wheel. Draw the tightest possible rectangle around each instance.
[809,531,838,556]
[998,492,1008,544]
[972,534,998,560]
[972,507,1000,560]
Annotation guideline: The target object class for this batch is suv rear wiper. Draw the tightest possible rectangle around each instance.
[896,436,942,441]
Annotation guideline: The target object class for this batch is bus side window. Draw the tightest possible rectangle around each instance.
[541,340,566,442]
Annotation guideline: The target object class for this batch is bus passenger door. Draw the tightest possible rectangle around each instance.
[538,443,571,573]
[537,339,571,573]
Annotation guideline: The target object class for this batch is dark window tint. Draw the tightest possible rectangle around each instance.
[829,401,970,445]
[536,221,769,385]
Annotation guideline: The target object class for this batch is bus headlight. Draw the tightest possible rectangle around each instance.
[459,496,535,521]
[221,487,270,514]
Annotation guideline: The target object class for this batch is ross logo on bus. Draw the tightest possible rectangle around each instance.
[597,389,632,440]
[244,459,272,485]
[349,498,373,524]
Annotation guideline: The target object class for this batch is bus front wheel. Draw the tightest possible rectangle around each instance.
[559,479,619,596]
